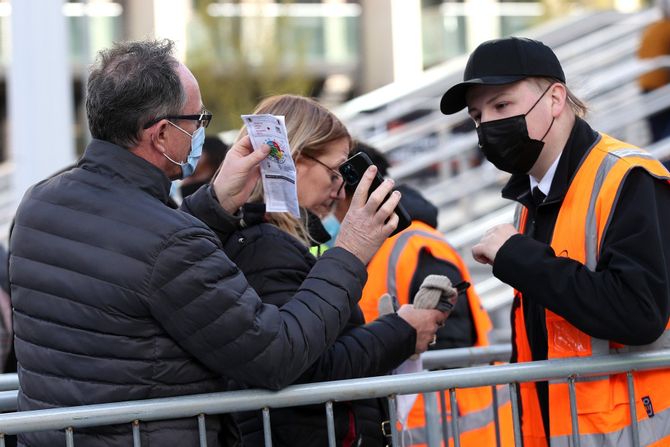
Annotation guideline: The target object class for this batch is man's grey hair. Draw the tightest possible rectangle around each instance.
[86,39,187,149]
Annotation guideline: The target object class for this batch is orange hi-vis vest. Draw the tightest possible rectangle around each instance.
[513,133,670,447]
[360,221,514,447]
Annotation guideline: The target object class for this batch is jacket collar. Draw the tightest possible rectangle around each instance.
[305,210,331,246]
[78,139,172,203]
[501,116,600,207]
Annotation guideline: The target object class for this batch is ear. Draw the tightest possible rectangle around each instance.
[149,120,171,155]
[294,153,307,172]
[549,83,568,117]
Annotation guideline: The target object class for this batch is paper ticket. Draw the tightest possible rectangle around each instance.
[241,114,300,218]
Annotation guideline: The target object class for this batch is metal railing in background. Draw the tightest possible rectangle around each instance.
[2,348,670,447]
[0,374,18,414]
[336,9,636,132]
[0,375,17,392]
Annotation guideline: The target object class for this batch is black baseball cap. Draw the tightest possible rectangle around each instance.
[440,37,565,115]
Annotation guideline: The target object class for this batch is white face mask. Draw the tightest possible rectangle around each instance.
[321,213,341,247]
[169,181,179,199]
[163,122,205,178]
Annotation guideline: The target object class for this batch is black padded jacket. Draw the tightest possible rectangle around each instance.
[10,139,368,446]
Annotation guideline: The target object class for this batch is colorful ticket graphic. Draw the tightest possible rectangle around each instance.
[242,114,300,217]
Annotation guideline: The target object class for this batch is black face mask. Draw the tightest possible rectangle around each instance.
[476,84,555,175]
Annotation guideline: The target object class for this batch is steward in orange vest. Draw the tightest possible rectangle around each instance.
[359,185,514,447]
[637,13,670,143]
[441,36,670,446]
[507,130,670,447]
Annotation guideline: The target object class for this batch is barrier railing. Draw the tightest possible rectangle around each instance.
[2,347,670,447]
[0,346,512,415]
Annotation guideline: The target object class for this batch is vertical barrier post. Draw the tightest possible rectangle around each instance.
[626,372,641,447]
[567,377,581,447]
[492,384,502,447]
[424,392,442,446]
[66,427,75,447]
[0,433,5,447]
[197,414,207,447]
[262,407,273,447]
[387,394,400,447]
[509,383,523,447]
[448,388,461,447]
[132,420,141,447]
[439,390,450,444]
[325,401,336,447]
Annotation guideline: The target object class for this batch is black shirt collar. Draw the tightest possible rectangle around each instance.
[501,117,600,207]
[78,139,172,203]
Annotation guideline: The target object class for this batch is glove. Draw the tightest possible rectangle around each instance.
[378,293,399,316]
[412,274,459,314]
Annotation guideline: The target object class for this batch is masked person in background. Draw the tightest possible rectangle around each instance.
[638,0,670,147]
[441,36,670,446]
[333,142,514,447]
[185,94,450,447]
[180,135,229,198]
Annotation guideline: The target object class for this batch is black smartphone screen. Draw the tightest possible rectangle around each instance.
[339,152,412,237]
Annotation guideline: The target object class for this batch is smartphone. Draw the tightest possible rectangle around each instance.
[339,152,411,237]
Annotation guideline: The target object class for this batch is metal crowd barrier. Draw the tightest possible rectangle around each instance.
[1,347,670,447]
[0,346,512,416]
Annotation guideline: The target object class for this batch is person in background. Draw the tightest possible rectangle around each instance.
[0,245,11,373]
[333,142,513,447]
[9,40,401,446]
[441,36,670,446]
[185,94,449,447]
[638,0,670,145]
[180,135,229,198]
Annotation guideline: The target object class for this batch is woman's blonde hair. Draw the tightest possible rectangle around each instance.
[236,94,351,245]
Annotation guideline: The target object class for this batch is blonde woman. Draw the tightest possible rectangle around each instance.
[186,95,447,446]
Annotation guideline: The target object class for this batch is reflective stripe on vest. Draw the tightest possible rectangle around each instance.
[549,403,670,447]
[359,221,511,447]
[380,222,492,347]
[401,386,512,446]
[386,228,449,298]
[514,133,670,446]
[570,146,668,357]
[584,147,655,271]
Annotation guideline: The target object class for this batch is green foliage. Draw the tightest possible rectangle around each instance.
[187,0,313,134]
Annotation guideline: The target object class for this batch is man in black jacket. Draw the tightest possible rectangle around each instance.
[441,36,670,445]
[9,39,409,446]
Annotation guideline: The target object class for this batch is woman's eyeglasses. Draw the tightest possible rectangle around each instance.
[302,154,345,194]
